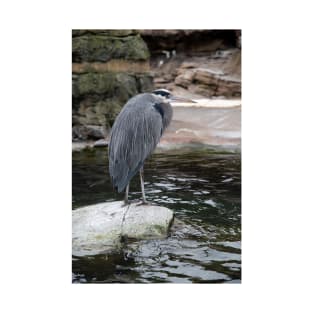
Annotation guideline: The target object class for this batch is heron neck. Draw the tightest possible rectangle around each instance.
[159,102,173,129]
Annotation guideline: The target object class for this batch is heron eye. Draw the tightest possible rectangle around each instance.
[153,89,171,98]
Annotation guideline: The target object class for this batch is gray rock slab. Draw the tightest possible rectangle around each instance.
[94,138,109,147]
[72,201,174,256]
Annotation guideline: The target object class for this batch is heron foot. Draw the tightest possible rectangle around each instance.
[136,200,156,206]
[122,199,141,207]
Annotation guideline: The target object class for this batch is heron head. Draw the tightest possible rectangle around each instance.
[152,89,196,103]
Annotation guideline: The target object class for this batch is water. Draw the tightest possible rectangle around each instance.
[72,146,241,283]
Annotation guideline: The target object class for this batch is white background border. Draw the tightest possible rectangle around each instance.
[0,1,312,312]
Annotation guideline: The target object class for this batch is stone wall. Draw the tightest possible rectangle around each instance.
[72,30,153,141]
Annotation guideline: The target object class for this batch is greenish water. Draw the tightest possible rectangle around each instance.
[72,146,241,283]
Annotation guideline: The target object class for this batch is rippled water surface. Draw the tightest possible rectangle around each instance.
[72,146,241,283]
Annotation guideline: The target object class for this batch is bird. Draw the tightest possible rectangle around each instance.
[108,89,195,205]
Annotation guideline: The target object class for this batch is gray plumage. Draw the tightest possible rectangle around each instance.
[109,93,173,193]
[108,89,194,204]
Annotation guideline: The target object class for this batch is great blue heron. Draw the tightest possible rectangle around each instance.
[108,89,195,205]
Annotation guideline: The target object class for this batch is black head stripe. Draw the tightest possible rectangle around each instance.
[153,103,164,118]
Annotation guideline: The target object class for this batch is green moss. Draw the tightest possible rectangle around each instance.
[75,72,139,101]
[95,99,123,128]
[72,34,150,62]
[136,74,154,93]
[74,72,150,101]
[72,74,79,98]
[152,224,167,235]
[72,72,153,128]
[76,72,116,95]
[72,29,137,37]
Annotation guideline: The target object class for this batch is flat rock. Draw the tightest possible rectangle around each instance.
[72,201,174,256]
[94,138,109,147]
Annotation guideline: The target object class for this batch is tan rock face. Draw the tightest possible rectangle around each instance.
[72,60,150,74]
[163,49,241,98]
[141,30,241,99]
[174,70,196,88]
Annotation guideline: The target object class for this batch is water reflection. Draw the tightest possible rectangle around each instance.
[72,146,241,283]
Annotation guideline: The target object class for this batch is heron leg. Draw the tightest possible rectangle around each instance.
[124,184,129,205]
[139,167,148,204]
[123,183,141,206]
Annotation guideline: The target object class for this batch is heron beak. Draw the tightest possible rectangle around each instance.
[169,95,197,103]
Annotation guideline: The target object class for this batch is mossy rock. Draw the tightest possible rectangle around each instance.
[73,72,153,100]
[136,74,155,93]
[72,74,80,98]
[74,97,126,128]
[72,34,150,62]
[74,72,138,101]
[72,29,137,37]
[72,73,153,128]
[95,99,124,127]
[76,72,117,96]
